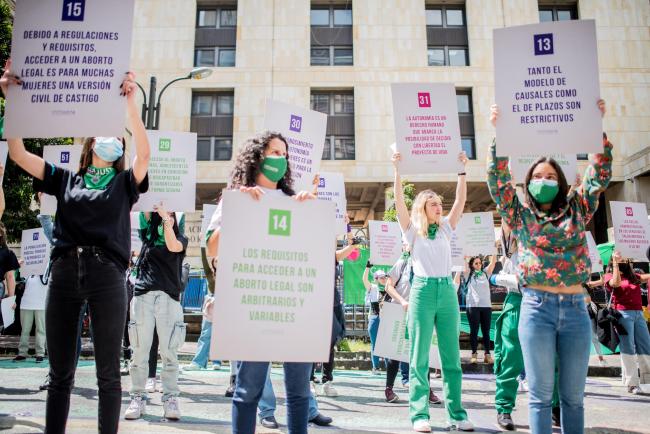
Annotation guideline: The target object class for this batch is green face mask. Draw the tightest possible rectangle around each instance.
[260,155,288,183]
[84,165,116,190]
[427,223,439,240]
[528,179,559,204]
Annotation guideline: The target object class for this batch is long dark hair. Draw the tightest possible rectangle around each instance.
[79,137,126,176]
[144,213,180,246]
[607,259,640,286]
[523,157,569,213]
[228,131,295,196]
[466,256,484,283]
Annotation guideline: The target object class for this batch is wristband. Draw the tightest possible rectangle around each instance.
[458,172,466,176]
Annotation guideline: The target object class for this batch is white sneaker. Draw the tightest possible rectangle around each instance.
[124,396,145,420]
[145,377,156,393]
[182,363,203,371]
[310,381,318,397]
[163,396,181,420]
[518,378,529,392]
[323,381,338,397]
[413,419,431,432]
[371,368,382,375]
[448,419,474,431]
[598,358,607,367]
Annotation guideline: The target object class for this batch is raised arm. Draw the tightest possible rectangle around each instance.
[607,251,622,288]
[486,253,497,276]
[447,152,468,229]
[391,152,411,232]
[154,204,183,253]
[336,232,357,262]
[125,73,150,186]
[362,263,372,291]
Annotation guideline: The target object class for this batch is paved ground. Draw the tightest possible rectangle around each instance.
[0,357,648,433]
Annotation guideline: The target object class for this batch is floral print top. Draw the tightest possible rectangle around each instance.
[487,140,613,288]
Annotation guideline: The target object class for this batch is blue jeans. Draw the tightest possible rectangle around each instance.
[258,364,320,420]
[368,314,381,369]
[190,317,220,368]
[618,310,650,387]
[233,361,312,434]
[519,288,591,434]
[400,362,409,382]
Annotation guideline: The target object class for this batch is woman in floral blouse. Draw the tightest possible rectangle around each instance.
[487,100,611,434]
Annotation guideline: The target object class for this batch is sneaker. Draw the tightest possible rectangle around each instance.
[310,381,318,397]
[497,413,515,431]
[323,381,338,397]
[402,379,410,389]
[433,369,442,379]
[124,396,146,420]
[145,378,156,393]
[182,363,203,371]
[385,386,399,403]
[309,412,332,426]
[448,419,474,431]
[225,375,236,398]
[598,358,607,367]
[259,416,279,429]
[518,378,529,392]
[13,355,27,362]
[551,406,561,427]
[470,353,478,364]
[371,368,382,375]
[163,396,181,420]
[628,386,640,395]
[35,356,44,363]
[413,419,431,432]
[39,374,50,391]
[428,388,442,405]
[120,360,130,375]
[212,362,222,370]
[484,353,493,364]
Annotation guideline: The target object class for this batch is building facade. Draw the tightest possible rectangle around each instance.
[128,0,650,263]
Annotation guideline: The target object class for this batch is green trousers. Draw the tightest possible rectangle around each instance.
[494,292,524,414]
[408,276,467,423]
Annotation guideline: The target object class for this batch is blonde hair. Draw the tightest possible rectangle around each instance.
[410,190,443,238]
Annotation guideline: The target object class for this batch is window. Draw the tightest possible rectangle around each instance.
[456,89,475,160]
[461,138,475,160]
[198,10,217,27]
[198,137,232,161]
[426,6,469,66]
[191,94,234,116]
[310,9,330,26]
[311,5,353,66]
[191,92,234,161]
[311,46,353,66]
[538,4,578,22]
[310,6,353,27]
[311,91,355,160]
[194,47,236,67]
[456,94,470,113]
[197,8,237,28]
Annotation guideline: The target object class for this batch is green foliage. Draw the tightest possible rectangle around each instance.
[383,180,415,222]
[0,0,11,68]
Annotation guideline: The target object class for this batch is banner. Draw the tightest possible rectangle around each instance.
[510,153,577,184]
[21,228,50,276]
[133,131,197,212]
[610,201,650,261]
[368,221,402,266]
[494,19,602,156]
[130,212,142,254]
[210,191,336,362]
[391,83,462,174]
[316,172,347,236]
[0,141,7,185]
[41,144,83,215]
[200,204,218,248]
[263,100,327,192]
[584,231,603,273]
[374,302,441,368]
[4,0,136,138]
[450,231,464,271]
[455,212,497,257]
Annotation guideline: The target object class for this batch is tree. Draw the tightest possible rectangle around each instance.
[383,181,415,222]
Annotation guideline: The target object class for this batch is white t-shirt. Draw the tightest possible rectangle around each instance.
[388,255,412,302]
[465,272,492,308]
[207,187,289,234]
[21,275,48,311]
[401,217,454,278]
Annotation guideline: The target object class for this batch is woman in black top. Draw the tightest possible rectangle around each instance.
[0,222,19,304]
[2,61,150,434]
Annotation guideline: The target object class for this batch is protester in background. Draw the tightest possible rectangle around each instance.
[488,100,611,434]
[15,273,48,362]
[464,254,497,364]
[121,252,138,375]
[363,265,388,375]
[206,131,315,434]
[604,251,650,394]
[392,149,472,432]
[182,293,221,371]
[0,222,18,305]
[3,62,150,434]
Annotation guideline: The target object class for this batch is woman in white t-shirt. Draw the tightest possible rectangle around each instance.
[463,255,496,364]
[392,151,473,433]
[16,274,49,362]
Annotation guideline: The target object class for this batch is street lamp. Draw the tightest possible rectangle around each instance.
[136,67,213,130]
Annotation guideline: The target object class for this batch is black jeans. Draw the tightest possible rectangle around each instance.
[45,248,127,434]
[467,307,492,354]
[311,344,335,383]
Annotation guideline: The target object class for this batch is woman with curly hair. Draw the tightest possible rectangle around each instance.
[205,131,314,434]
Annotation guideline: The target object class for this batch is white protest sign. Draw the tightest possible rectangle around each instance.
[374,302,441,368]
[450,231,464,269]
[20,228,50,276]
[0,141,7,185]
[369,221,402,266]
[210,190,336,362]
[263,100,327,192]
[1,296,16,329]
[510,154,577,184]
[130,212,142,253]
[610,201,650,261]
[584,231,603,273]
[316,172,347,236]
[494,19,602,156]
[200,204,218,248]
[133,131,197,212]
[455,212,497,257]
[41,144,83,215]
[391,83,462,175]
[4,0,135,138]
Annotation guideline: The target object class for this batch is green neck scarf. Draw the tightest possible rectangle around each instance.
[427,223,439,240]
[377,283,386,292]
[474,270,484,277]
[84,166,116,190]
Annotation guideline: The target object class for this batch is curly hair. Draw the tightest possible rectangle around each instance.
[228,131,295,196]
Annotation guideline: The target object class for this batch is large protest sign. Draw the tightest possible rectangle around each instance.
[130,212,142,253]
[133,131,197,212]
[263,100,327,192]
[510,154,577,184]
[21,228,50,276]
[610,201,650,261]
[41,144,83,215]
[200,204,218,248]
[0,142,7,185]
[584,231,603,273]
[316,172,347,236]
[368,221,402,266]
[210,191,336,362]
[494,20,602,156]
[4,0,136,138]
[455,212,497,257]
[1,296,16,329]
[450,231,464,271]
[391,83,462,174]
[374,302,441,368]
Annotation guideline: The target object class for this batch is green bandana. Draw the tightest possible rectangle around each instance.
[377,283,386,292]
[427,223,439,240]
[474,270,484,277]
[84,166,116,190]
[400,251,410,260]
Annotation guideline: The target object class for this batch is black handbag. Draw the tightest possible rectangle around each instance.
[596,289,627,352]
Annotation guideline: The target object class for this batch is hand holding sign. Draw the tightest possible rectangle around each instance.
[0,59,22,97]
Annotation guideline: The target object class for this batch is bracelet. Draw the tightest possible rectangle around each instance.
[458,172,466,176]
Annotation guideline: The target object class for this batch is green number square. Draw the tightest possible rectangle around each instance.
[474,216,481,225]
[268,209,291,237]
[159,138,172,152]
